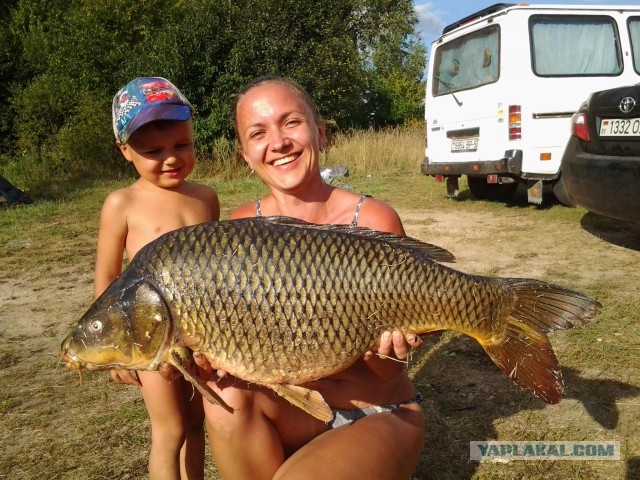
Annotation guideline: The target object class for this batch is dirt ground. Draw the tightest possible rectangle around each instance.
[1,192,639,479]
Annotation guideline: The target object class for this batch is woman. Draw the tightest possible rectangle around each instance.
[198,76,425,480]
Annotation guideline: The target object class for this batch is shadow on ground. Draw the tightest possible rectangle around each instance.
[411,335,640,480]
[454,183,561,210]
[627,457,640,480]
[579,212,640,251]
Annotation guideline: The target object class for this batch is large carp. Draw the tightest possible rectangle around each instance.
[61,217,599,421]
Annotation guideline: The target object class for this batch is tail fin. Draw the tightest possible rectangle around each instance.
[479,279,600,403]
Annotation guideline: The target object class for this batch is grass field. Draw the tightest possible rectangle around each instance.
[1,127,639,479]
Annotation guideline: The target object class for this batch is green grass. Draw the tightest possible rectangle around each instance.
[1,127,639,480]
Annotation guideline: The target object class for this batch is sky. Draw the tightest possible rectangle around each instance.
[414,1,640,48]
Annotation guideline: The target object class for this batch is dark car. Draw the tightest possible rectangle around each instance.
[560,84,640,223]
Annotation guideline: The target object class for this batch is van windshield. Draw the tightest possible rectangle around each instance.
[432,26,499,96]
[531,16,621,76]
[629,17,640,73]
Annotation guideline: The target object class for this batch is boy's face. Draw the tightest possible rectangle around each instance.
[118,120,195,189]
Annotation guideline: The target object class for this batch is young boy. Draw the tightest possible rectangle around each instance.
[95,77,219,480]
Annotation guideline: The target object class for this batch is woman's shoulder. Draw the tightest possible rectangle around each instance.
[229,200,259,220]
[348,192,404,235]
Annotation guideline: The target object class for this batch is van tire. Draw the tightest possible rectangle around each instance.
[552,174,576,207]
[467,176,518,201]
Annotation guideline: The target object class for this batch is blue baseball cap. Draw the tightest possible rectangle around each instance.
[112,77,193,144]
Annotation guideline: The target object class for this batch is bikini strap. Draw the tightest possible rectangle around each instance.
[256,198,262,217]
[351,194,370,227]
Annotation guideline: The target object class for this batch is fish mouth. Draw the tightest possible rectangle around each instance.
[62,352,139,371]
[272,154,298,167]
[62,352,102,371]
[62,353,82,370]
[61,344,144,371]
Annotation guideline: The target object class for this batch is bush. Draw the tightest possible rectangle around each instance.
[194,135,246,180]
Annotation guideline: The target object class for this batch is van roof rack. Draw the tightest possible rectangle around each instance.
[442,3,516,34]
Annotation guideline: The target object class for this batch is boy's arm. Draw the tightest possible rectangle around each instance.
[189,183,220,222]
[94,191,140,386]
[94,192,128,298]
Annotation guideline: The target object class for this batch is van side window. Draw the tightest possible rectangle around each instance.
[629,17,640,74]
[530,16,621,76]
[432,26,499,96]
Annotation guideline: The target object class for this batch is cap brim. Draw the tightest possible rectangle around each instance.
[122,104,191,143]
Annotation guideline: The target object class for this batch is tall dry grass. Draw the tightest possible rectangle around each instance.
[192,125,426,181]
[1,126,425,198]
[322,125,425,175]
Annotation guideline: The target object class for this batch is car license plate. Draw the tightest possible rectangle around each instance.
[451,137,478,152]
[600,118,640,137]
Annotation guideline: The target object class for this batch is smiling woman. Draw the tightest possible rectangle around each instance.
[196,76,426,480]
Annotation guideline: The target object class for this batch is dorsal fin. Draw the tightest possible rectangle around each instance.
[259,216,455,263]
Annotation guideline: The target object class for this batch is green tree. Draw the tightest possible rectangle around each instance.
[221,0,369,127]
[2,0,426,186]
[0,1,20,154]
[8,0,195,177]
[357,0,427,126]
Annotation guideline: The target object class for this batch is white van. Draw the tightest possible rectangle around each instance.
[421,3,640,204]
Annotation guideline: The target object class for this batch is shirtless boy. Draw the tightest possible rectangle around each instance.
[94,77,219,480]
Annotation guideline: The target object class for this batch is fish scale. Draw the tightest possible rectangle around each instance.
[61,216,600,421]
[152,222,436,379]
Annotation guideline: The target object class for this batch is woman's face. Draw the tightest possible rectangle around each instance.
[235,82,325,193]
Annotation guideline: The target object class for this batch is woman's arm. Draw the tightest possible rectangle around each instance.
[355,197,423,378]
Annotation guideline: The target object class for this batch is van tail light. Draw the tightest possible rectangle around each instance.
[571,113,590,142]
[509,105,521,140]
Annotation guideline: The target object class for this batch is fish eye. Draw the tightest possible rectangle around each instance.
[89,320,103,333]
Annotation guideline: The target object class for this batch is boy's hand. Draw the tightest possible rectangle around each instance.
[193,352,229,381]
[109,368,140,386]
[158,363,183,382]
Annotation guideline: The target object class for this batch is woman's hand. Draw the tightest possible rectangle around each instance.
[377,331,423,360]
[157,363,183,382]
[363,331,423,380]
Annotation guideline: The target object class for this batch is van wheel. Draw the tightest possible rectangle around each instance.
[552,174,576,207]
[467,176,518,201]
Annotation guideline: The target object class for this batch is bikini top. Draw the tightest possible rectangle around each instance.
[256,194,369,227]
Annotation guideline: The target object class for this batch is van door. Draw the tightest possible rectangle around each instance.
[427,25,507,168]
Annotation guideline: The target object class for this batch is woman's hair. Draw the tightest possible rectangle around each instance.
[232,76,322,137]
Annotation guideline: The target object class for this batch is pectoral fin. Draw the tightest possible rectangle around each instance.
[266,384,333,422]
[167,347,234,414]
